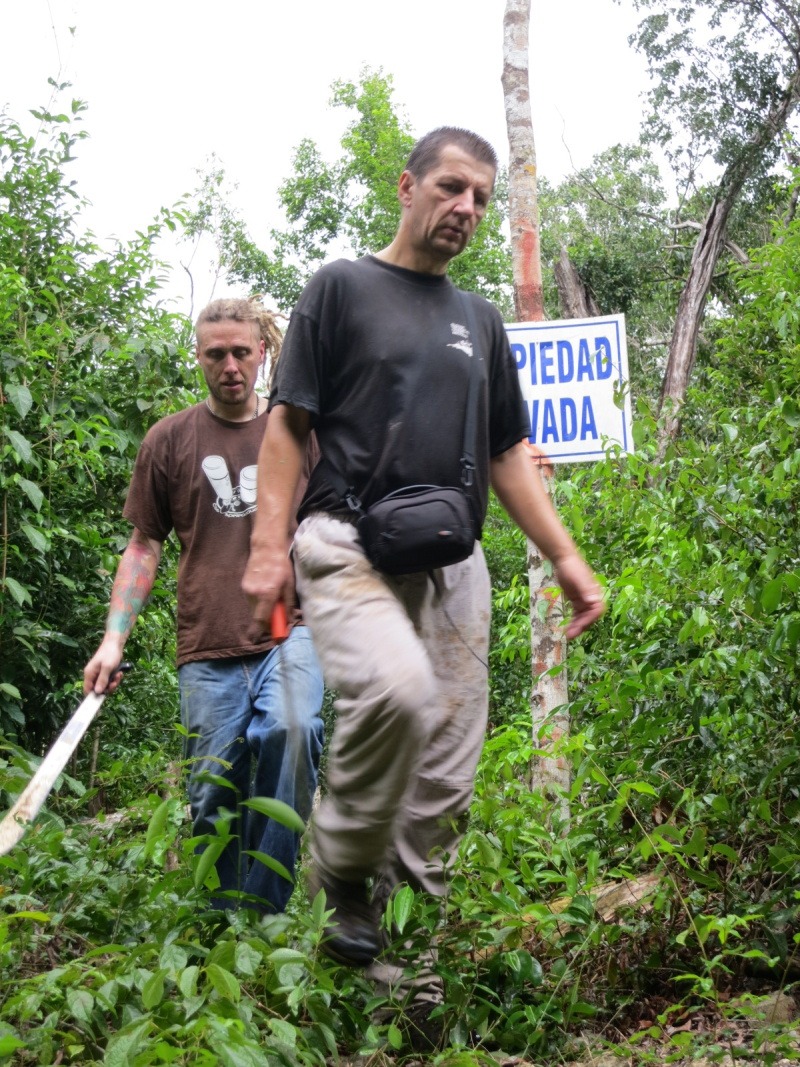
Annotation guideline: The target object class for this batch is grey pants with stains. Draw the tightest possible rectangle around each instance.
[293,512,491,898]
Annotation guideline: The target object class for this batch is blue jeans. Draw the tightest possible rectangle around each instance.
[178,627,324,913]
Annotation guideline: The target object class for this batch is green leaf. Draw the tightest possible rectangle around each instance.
[141,969,165,1011]
[241,795,305,832]
[206,962,241,1002]
[216,1043,265,1067]
[234,941,262,977]
[17,477,44,511]
[96,979,120,1010]
[712,843,739,863]
[66,987,94,1024]
[504,949,544,984]
[192,835,228,890]
[159,943,188,974]
[268,1018,298,1046]
[628,781,658,796]
[267,948,307,966]
[0,1034,25,1055]
[178,965,199,998]
[387,1023,403,1049]
[144,798,172,859]
[21,523,47,554]
[0,682,21,700]
[104,1019,152,1067]
[5,429,33,464]
[311,886,331,925]
[3,576,32,607]
[6,383,33,419]
[761,577,783,613]
[244,849,293,883]
[388,884,415,934]
[194,772,237,792]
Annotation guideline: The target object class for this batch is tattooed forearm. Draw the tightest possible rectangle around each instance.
[106,530,162,639]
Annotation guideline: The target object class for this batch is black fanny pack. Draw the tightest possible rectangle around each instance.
[325,291,482,576]
[356,484,477,576]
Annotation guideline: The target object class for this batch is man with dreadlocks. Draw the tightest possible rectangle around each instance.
[84,297,324,915]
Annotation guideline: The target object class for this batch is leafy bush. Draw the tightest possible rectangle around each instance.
[0,92,194,761]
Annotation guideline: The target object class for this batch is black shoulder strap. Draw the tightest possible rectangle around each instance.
[456,289,481,489]
[325,287,483,509]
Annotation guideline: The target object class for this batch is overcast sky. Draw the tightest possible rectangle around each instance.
[4,0,650,312]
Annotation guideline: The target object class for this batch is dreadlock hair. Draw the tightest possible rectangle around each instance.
[195,297,286,389]
[405,127,498,182]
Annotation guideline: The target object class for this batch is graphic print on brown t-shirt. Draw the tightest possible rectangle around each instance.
[201,455,259,518]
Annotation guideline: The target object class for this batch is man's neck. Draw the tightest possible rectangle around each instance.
[205,394,260,423]
[374,240,450,277]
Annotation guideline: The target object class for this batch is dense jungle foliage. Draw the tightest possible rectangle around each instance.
[1,60,799,1067]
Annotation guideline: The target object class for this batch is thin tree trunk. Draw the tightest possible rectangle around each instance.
[657,64,800,458]
[502,0,544,324]
[502,0,569,816]
[657,196,734,449]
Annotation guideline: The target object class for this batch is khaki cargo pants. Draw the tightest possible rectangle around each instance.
[293,512,491,898]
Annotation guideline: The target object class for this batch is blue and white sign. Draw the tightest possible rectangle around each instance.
[506,314,633,464]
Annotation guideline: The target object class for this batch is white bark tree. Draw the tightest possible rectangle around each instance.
[502,0,570,814]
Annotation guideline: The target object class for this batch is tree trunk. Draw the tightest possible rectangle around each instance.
[502,0,569,816]
[554,246,601,319]
[657,196,734,449]
[502,0,544,324]
[657,64,800,457]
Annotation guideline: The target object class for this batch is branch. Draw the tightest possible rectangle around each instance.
[567,168,666,229]
[666,221,750,264]
[754,0,800,66]
[180,261,196,323]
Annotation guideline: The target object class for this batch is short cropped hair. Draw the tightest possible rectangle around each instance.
[405,127,498,180]
[195,297,285,385]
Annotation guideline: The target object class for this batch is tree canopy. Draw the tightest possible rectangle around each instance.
[186,69,514,317]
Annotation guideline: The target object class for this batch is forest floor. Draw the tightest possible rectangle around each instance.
[343,991,800,1065]
[556,988,800,1065]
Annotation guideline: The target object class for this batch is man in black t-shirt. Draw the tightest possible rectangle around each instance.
[244,129,604,1046]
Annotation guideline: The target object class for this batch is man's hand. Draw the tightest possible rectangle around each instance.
[244,402,311,634]
[242,547,296,635]
[552,552,605,638]
[84,633,127,695]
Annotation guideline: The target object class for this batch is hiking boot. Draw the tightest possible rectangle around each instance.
[400,999,448,1053]
[308,868,381,966]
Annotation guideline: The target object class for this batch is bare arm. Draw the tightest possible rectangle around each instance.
[490,441,604,638]
[243,403,311,629]
[83,528,162,694]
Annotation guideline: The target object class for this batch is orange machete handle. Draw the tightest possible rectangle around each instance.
[271,600,289,642]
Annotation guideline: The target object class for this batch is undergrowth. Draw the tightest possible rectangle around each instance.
[1,716,799,1065]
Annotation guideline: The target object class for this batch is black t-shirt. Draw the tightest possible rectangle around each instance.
[270,255,530,533]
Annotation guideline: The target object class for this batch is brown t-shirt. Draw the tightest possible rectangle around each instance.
[123,402,316,666]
